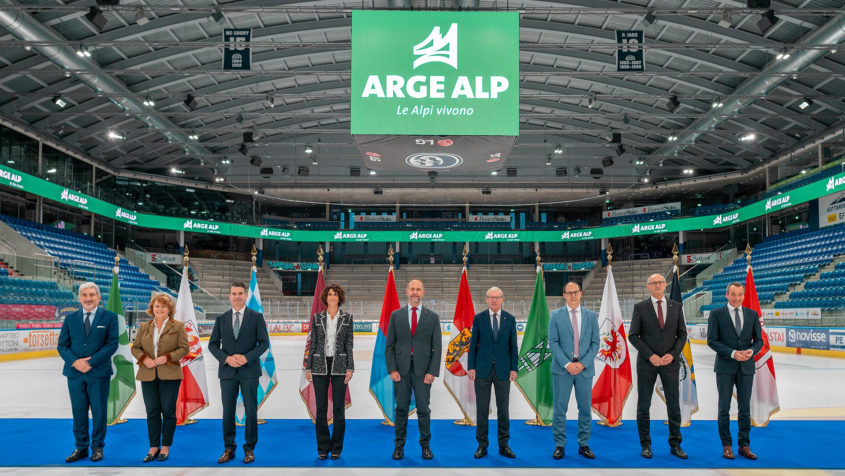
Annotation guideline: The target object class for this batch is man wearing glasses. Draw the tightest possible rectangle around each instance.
[467,287,519,459]
[548,281,599,460]
[629,273,688,460]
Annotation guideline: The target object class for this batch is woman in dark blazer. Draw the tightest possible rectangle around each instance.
[305,283,354,460]
[131,293,189,462]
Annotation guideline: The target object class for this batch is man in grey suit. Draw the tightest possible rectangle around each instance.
[707,282,763,460]
[385,279,442,461]
[548,281,599,460]
[208,282,270,465]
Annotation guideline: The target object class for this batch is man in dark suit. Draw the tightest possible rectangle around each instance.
[385,279,442,461]
[628,273,688,460]
[208,282,270,464]
[57,282,119,463]
[707,282,763,460]
[467,286,518,459]
[548,281,600,460]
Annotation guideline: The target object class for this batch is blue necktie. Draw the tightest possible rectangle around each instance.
[492,313,498,341]
[233,311,241,340]
[84,312,91,336]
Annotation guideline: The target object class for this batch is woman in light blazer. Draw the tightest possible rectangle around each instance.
[131,293,189,463]
[305,283,354,460]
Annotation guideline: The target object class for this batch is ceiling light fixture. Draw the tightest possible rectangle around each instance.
[142,96,155,107]
[799,97,813,110]
[554,144,563,154]
[718,9,732,28]
[667,95,680,112]
[107,130,124,140]
[52,95,67,108]
[75,44,91,58]
[304,144,314,154]
[85,7,107,31]
[644,10,657,24]
[184,94,198,111]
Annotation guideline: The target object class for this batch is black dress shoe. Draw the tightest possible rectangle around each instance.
[217,449,235,464]
[331,453,341,460]
[474,447,487,459]
[499,446,516,458]
[65,449,88,463]
[671,446,688,459]
[553,446,565,459]
[392,447,404,460]
[156,452,168,462]
[421,446,434,460]
[143,450,159,463]
[641,446,653,458]
[318,453,328,460]
[243,449,255,464]
[91,448,103,462]
[578,445,595,459]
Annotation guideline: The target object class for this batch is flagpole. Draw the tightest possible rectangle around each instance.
[596,243,623,428]
[251,244,269,426]
[380,246,396,427]
[450,245,474,426]
[522,248,551,427]
[179,244,204,425]
[108,249,131,425]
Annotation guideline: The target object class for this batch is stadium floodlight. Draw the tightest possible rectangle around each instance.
[799,97,813,110]
[304,144,314,154]
[52,96,67,108]
[667,95,680,112]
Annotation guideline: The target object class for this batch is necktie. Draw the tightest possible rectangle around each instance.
[491,313,499,341]
[233,311,241,340]
[570,309,580,357]
[656,299,665,329]
[734,308,742,334]
[84,312,91,336]
[411,307,418,336]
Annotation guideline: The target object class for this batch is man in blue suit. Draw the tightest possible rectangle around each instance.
[707,282,763,460]
[57,282,119,463]
[548,281,599,460]
[467,286,518,459]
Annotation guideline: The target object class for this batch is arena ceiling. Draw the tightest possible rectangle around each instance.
[0,0,843,206]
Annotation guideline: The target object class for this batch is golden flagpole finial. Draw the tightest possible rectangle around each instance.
[114,249,119,267]
[606,242,613,266]
[462,244,469,267]
[317,244,324,268]
[672,243,679,266]
[183,244,190,267]
[251,244,257,266]
[535,246,542,267]
[745,243,753,266]
[387,245,395,267]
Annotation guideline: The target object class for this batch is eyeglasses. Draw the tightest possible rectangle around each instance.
[648,281,666,285]
[486,295,504,300]
[563,291,581,296]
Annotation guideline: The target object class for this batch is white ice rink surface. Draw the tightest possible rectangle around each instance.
[2,334,844,475]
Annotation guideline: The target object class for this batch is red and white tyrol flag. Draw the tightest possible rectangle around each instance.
[443,266,476,423]
[591,265,632,426]
[175,269,209,424]
[743,265,780,427]
[299,266,351,422]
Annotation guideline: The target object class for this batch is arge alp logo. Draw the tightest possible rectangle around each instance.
[0,168,22,184]
[632,223,666,234]
[484,232,519,240]
[60,189,88,207]
[827,176,845,191]
[713,212,739,226]
[410,231,444,240]
[406,153,463,169]
[333,232,368,240]
[183,219,219,232]
[115,208,136,222]
[260,228,291,239]
[765,195,790,211]
[560,230,592,240]
[413,23,458,70]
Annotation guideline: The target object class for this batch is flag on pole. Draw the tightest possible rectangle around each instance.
[443,265,477,423]
[235,265,278,424]
[369,264,414,422]
[514,265,554,424]
[655,264,699,426]
[743,264,780,426]
[299,265,352,422]
[175,267,209,424]
[591,264,632,426]
[105,262,136,425]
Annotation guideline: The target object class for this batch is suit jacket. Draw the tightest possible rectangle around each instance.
[57,307,119,378]
[385,305,442,378]
[130,318,189,381]
[467,309,519,380]
[628,297,687,366]
[707,305,764,375]
[548,306,600,378]
[305,309,355,375]
[208,307,270,379]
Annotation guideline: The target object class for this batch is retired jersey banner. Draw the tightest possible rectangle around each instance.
[223,28,251,70]
[351,11,518,136]
[616,30,644,72]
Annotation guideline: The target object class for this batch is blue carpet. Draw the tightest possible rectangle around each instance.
[0,418,841,468]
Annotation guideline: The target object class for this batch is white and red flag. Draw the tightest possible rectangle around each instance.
[443,265,476,423]
[743,265,780,426]
[175,268,209,424]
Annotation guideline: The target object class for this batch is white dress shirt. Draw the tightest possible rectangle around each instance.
[727,304,743,359]
[650,296,667,320]
[325,310,340,357]
[231,306,245,333]
[489,309,500,333]
[407,304,422,330]
[152,319,167,358]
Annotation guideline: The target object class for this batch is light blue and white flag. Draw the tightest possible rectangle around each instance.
[235,265,278,424]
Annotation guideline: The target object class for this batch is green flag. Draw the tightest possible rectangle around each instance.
[106,266,136,425]
[514,266,554,424]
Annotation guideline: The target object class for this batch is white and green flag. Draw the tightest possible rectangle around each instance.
[106,263,136,425]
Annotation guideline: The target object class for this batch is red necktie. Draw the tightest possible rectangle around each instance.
[411,307,418,336]
[656,299,665,329]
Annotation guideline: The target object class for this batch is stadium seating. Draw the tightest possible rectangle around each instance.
[1,215,173,310]
[692,203,739,217]
[700,224,845,312]
[601,210,679,226]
